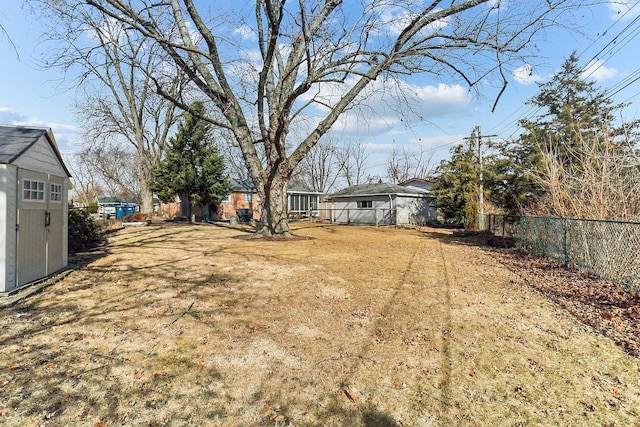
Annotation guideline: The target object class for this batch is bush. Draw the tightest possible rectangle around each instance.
[86,201,99,214]
[68,209,102,254]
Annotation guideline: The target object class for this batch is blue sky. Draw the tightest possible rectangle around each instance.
[1,1,640,179]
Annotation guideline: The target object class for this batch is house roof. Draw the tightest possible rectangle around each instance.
[230,178,257,193]
[287,184,323,195]
[96,196,138,205]
[0,125,71,177]
[229,178,323,195]
[329,182,429,199]
[399,178,436,187]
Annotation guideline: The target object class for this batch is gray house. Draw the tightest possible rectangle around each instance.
[327,180,437,225]
[0,125,71,294]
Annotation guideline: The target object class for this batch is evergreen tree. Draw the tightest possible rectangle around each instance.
[432,136,479,228]
[488,52,639,214]
[519,51,629,169]
[150,102,232,220]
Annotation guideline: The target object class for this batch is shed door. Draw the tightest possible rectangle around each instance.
[47,176,65,274]
[16,170,49,286]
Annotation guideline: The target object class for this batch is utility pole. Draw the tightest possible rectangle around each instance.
[466,126,496,216]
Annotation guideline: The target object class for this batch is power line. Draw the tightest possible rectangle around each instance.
[486,1,640,140]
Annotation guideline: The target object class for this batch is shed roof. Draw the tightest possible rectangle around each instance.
[329,182,429,199]
[0,125,71,177]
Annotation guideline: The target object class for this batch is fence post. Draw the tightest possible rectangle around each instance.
[375,208,379,227]
[563,218,569,266]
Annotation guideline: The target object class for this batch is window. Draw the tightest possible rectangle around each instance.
[223,194,232,202]
[310,195,319,210]
[50,184,62,202]
[23,180,45,201]
[357,200,372,208]
[244,192,253,203]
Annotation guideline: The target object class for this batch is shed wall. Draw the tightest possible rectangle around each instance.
[0,164,18,293]
[12,135,67,177]
[331,195,437,225]
[332,196,393,224]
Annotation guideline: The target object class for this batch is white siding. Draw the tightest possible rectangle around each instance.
[395,197,413,225]
[47,175,68,274]
[396,196,438,224]
[332,196,394,224]
[62,179,68,267]
[331,194,436,225]
[0,164,18,293]
[12,135,67,177]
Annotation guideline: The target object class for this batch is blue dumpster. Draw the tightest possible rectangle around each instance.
[116,205,126,219]
[125,205,135,216]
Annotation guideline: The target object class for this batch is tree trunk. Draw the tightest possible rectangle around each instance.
[258,172,291,237]
[139,164,155,215]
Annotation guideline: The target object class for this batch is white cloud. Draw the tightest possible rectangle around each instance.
[334,113,399,136]
[0,107,25,123]
[234,24,256,41]
[84,17,125,44]
[364,133,463,153]
[0,107,83,150]
[412,83,472,115]
[375,5,449,37]
[512,64,543,85]
[301,76,470,120]
[581,60,618,80]
[608,1,640,19]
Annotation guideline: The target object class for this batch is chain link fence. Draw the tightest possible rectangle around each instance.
[479,213,640,291]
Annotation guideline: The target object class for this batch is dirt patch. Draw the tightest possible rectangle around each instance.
[1,223,639,426]
[122,212,150,222]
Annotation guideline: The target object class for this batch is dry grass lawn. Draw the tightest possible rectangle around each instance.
[1,223,639,426]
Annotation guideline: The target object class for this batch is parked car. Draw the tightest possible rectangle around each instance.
[98,203,118,219]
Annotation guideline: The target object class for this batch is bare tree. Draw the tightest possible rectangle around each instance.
[75,0,585,236]
[34,3,184,214]
[336,140,371,187]
[531,132,640,220]
[292,137,341,193]
[67,152,104,206]
[75,145,141,201]
[219,142,251,181]
[1,22,17,59]
[386,144,435,183]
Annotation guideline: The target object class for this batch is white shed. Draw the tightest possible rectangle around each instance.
[0,125,71,295]
[327,181,437,226]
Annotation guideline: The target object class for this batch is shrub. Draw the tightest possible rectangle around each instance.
[86,201,99,214]
[68,209,102,254]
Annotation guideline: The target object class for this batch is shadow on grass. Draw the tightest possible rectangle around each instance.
[0,224,257,424]
[361,408,401,427]
[416,227,515,251]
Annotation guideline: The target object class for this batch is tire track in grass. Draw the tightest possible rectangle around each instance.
[325,239,426,418]
[329,236,457,425]
[340,240,425,374]
[436,240,454,425]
